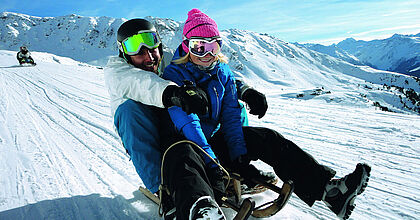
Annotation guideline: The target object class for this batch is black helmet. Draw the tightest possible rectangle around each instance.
[20,46,28,54]
[117,18,163,62]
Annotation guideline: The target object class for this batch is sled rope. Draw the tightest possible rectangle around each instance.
[158,140,231,216]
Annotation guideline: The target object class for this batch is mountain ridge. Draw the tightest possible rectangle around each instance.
[301,33,420,77]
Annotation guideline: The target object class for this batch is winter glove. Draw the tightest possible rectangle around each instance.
[231,155,275,188]
[162,80,209,115]
[241,88,268,119]
[231,154,253,176]
[206,166,226,203]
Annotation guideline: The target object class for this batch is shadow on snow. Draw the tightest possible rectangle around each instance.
[0,191,160,220]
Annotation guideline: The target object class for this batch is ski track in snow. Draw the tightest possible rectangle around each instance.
[0,52,419,220]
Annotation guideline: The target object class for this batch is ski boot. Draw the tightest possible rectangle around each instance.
[323,163,371,219]
[189,196,226,220]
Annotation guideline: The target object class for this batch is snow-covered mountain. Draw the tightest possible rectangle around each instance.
[0,12,124,65]
[0,11,420,220]
[0,12,186,66]
[301,33,420,77]
[1,50,419,220]
[1,12,419,114]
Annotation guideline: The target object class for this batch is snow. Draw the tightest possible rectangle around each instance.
[0,48,419,220]
[0,11,419,220]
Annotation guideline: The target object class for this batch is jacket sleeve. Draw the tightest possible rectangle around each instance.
[163,64,218,165]
[104,56,176,108]
[167,107,217,164]
[220,66,248,161]
[235,79,252,100]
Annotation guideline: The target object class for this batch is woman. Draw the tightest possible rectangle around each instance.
[162,9,371,220]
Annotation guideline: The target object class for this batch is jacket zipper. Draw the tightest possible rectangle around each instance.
[213,87,220,119]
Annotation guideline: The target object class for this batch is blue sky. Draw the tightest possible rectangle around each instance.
[2,0,420,45]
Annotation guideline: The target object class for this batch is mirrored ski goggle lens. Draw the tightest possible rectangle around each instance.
[122,32,160,54]
[189,39,221,57]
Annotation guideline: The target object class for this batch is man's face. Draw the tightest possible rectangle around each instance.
[130,47,161,73]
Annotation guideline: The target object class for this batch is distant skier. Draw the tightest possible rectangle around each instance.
[17,46,36,65]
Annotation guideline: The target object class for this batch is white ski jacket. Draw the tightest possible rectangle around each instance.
[17,51,31,59]
[104,54,176,118]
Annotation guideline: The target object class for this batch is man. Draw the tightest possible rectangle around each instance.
[104,18,269,219]
[105,19,209,198]
[17,46,36,65]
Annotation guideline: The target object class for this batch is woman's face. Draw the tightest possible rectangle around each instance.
[189,53,216,67]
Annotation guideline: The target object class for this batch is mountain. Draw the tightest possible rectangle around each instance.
[0,11,420,220]
[1,12,419,114]
[301,34,420,77]
[0,12,187,66]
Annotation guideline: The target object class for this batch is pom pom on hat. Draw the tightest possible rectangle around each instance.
[188,8,203,17]
[182,9,220,53]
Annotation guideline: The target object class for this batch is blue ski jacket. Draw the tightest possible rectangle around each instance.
[162,46,247,165]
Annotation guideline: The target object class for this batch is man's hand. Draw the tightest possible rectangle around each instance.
[231,154,253,177]
[231,154,274,188]
[206,166,225,203]
[163,81,209,115]
[242,88,268,119]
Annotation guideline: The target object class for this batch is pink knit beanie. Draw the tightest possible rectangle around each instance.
[182,9,220,53]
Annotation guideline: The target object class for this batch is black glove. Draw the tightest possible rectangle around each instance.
[231,154,252,176]
[231,155,274,188]
[206,166,225,203]
[241,88,267,119]
[163,81,209,115]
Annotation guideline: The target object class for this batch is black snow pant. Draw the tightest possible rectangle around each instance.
[161,141,215,220]
[161,126,337,219]
[210,126,336,206]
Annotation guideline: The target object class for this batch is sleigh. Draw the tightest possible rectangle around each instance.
[139,172,294,220]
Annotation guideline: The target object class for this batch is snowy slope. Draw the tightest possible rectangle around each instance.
[1,11,420,220]
[302,34,420,77]
[1,50,419,220]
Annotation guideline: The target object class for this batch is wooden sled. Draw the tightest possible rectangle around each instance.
[139,174,294,219]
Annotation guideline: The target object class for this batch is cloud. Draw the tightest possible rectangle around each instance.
[350,25,420,38]
[209,0,420,44]
[77,8,103,17]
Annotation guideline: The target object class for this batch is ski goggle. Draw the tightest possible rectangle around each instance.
[186,37,222,57]
[120,31,161,55]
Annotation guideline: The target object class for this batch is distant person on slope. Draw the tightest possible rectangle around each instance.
[16,46,36,65]
[161,8,372,220]
[103,18,268,219]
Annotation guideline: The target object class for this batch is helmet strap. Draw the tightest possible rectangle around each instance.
[119,50,133,64]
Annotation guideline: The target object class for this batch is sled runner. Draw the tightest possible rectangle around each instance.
[19,57,36,66]
[224,173,294,218]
